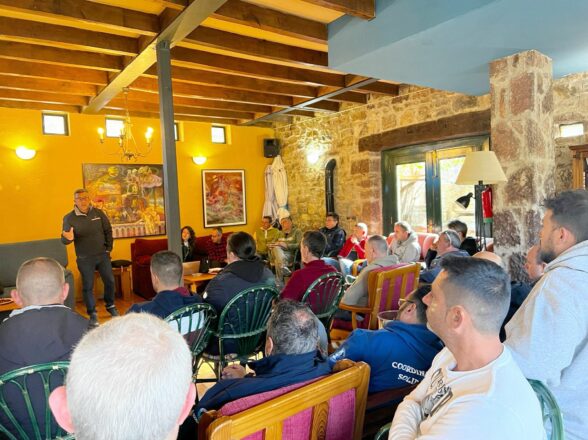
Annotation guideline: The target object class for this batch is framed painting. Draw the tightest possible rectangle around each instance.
[202,169,247,227]
[82,163,166,238]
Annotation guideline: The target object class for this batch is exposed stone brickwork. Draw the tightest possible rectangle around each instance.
[274,88,490,234]
[490,50,555,278]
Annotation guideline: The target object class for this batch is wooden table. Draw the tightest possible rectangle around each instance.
[183,273,216,293]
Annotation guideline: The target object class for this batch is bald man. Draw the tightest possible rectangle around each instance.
[0,257,89,374]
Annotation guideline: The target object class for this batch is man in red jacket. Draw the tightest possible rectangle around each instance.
[281,231,336,302]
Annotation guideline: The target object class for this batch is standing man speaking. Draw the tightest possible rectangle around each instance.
[61,189,119,327]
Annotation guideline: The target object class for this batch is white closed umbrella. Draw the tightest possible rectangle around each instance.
[263,165,279,220]
[271,155,290,220]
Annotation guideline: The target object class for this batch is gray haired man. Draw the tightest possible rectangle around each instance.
[195,300,331,415]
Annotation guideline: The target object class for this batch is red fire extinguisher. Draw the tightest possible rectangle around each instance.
[482,187,493,223]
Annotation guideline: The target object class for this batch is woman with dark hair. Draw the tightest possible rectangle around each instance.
[203,232,274,315]
[181,226,196,262]
[202,232,275,355]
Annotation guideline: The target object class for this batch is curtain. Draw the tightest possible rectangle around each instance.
[271,155,290,220]
[263,165,279,220]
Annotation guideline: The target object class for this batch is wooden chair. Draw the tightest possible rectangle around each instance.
[362,384,417,439]
[0,362,73,440]
[202,285,280,378]
[351,259,366,276]
[301,272,344,337]
[331,263,420,341]
[199,360,370,440]
[528,379,564,440]
[164,302,217,380]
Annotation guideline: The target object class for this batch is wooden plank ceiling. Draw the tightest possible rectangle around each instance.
[0,0,400,126]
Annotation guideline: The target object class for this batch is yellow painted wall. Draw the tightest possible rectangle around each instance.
[0,107,274,296]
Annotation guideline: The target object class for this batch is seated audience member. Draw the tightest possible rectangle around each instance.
[389,221,421,263]
[269,217,302,287]
[336,222,369,275]
[205,227,228,268]
[389,257,544,439]
[425,220,477,267]
[255,215,279,259]
[195,300,330,416]
[319,212,346,257]
[340,235,399,308]
[420,230,469,283]
[203,232,274,315]
[330,286,442,394]
[127,251,201,319]
[506,190,588,440]
[181,225,197,262]
[203,232,274,355]
[281,231,335,302]
[0,257,88,375]
[0,258,88,439]
[49,314,196,440]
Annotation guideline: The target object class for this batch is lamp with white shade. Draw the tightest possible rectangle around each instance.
[455,150,507,251]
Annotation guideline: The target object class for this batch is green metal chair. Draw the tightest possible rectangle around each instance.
[203,285,279,378]
[374,422,391,440]
[528,379,565,440]
[165,302,217,380]
[0,361,73,440]
[301,271,344,337]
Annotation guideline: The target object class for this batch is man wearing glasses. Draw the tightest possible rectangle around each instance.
[420,230,469,283]
[329,286,442,394]
[61,188,119,327]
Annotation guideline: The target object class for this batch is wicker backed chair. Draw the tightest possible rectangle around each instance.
[0,362,73,440]
[528,379,564,440]
[301,272,344,338]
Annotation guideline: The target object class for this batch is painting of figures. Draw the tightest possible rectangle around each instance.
[82,163,166,238]
[202,169,247,227]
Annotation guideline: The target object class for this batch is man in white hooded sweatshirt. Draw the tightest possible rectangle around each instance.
[506,189,588,440]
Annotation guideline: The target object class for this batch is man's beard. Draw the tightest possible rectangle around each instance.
[539,242,557,264]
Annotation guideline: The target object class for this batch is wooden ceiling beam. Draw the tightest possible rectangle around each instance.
[0,88,88,106]
[357,81,400,95]
[293,98,340,112]
[183,27,328,67]
[0,74,97,95]
[0,98,79,113]
[172,47,344,87]
[317,86,368,103]
[106,98,254,120]
[212,0,327,44]
[156,0,187,11]
[0,59,108,85]
[84,0,227,113]
[99,108,241,125]
[299,0,375,20]
[0,41,122,71]
[0,0,159,36]
[0,17,138,56]
[124,89,273,114]
[131,77,293,107]
[144,65,316,98]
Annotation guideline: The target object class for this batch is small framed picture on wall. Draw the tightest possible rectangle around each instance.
[202,169,247,227]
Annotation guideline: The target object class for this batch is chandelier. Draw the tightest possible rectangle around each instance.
[97,87,154,161]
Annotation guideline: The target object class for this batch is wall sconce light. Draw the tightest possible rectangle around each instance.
[193,155,207,165]
[145,127,154,146]
[307,151,320,164]
[15,146,36,160]
[97,127,105,143]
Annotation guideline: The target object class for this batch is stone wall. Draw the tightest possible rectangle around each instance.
[274,86,490,234]
[553,72,588,192]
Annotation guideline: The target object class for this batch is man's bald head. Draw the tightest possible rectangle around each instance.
[473,251,505,269]
[15,258,67,306]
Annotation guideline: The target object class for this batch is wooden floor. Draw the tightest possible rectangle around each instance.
[74,293,218,397]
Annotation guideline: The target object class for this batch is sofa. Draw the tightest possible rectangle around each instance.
[0,239,75,308]
[131,233,232,299]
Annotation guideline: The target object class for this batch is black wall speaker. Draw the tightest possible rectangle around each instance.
[263,139,280,158]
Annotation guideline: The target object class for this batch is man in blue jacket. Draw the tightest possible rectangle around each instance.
[195,300,331,416]
[329,286,443,394]
[127,251,201,318]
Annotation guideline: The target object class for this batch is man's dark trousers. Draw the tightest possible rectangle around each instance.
[77,252,115,314]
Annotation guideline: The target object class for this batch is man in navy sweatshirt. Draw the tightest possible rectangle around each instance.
[127,251,201,319]
[329,285,443,394]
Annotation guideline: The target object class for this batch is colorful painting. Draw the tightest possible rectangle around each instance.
[202,169,247,227]
[82,163,166,238]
